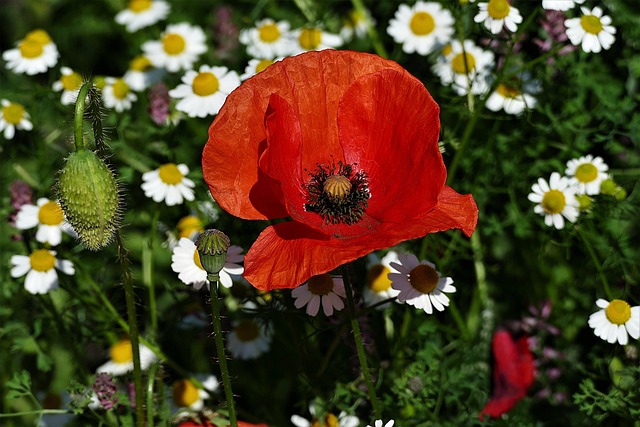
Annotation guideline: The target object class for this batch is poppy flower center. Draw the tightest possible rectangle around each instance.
[2,103,26,125]
[129,0,152,13]
[299,28,322,50]
[487,0,510,19]
[42,393,62,410]
[25,29,52,44]
[112,79,130,100]
[130,55,153,72]
[29,249,55,272]
[235,320,260,342]
[305,161,370,225]
[367,264,392,292]
[259,23,281,42]
[163,33,186,55]
[193,248,205,270]
[19,39,44,59]
[192,72,219,96]
[110,339,133,363]
[311,413,339,427]
[581,15,603,35]
[307,274,334,296]
[541,189,566,214]
[409,264,439,294]
[38,201,64,225]
[158,163,184,184]
[172,379,199,407]
[451,52,476,75]
[61,72,83,91]
[605,300,631,325]
[255,59,274,73]
[575,163,598,183]
[410,11,435,36]
[496,83,520,99]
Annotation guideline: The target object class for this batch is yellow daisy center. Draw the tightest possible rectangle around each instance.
[451,52,476,75]
[409,264,439,294]
[441,43,453,57]
[541,189,566,214]
[128,0,153,13]
[61,71,83,91]
[259,23,281,42]
[2,103,26,125]
[307,274,334,296]
[605,300,632,325]
[487,0,510,19]
[172,379,200,407]
[110,339,133,363]
[25,29,52,44]
[575,163,598,183]
[162,33,186,55]
[178,215,203,238]
[38,201,64,225]
[29,249,56,272]
[299,28,322,50]
[192,72,219,97]
[112,79,130,100]
[158,163,184,185]
[409,11,435,36]
[19,39,44,59]
[311,413,339,427]
[42,393,62,410]
[367,264,392,292]
[235,320,260,342]
[255,59,274,73]
[129,55,153,72]
[497,83,520,99]
[193,248,205,270]
[581,15,603,35]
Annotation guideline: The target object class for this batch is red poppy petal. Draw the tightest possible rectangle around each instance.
[413,185,478,238]
[480,393,524,420]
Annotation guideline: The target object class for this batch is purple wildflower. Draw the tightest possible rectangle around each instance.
[148,82,170,126]
[212,6,239,60]
[92,373,118,410]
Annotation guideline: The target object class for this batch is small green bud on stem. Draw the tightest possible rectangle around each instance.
[195,229,230,281]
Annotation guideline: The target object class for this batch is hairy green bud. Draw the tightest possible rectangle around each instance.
[195,229,230,279]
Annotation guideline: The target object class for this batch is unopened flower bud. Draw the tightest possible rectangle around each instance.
[195,229,230,279]
[575,194,592,211]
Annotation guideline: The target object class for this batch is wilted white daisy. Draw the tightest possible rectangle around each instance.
[96,339,157,375]
[387,1,454,56]
[240,58,280,81]
[542,0,584,11]
[3,29,58,75]
[226,319,272,360]
[291,274,346,317]
[102,77,137,112]
[123,54,163,92]
[485,73,540,115]
[115,0,170,32]
[0,100,32,139]
[363,251,401,309]
[588,299,639,345]
[142,23,207,72]
[52,67,83,105]
[368,421,395,427]
[565,155,609,195]
[171,237,244,289]
[565,6,616,53]
[291,404,359,427]
[432,39,494,96]
[474,0,523,34]
[239,18,296,59]
[14,198,68,246]
[527,172,580,229]
[171,375,218,411]
[290,26,342,55]
[141,163,195,206]
[340,8,375,41]
[389,254,456,315]
[169,64,240,118]
[10,249,74,295]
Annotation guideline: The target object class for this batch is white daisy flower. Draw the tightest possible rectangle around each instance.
[52,67,83,105]
[10,249,74,295]
[368,421,395,427]
[289,26,343,55]
[340,8,375,41]
[239,18,296,59]
[474,0,523,34]
[141,163,195,206]
[102,77,137,112]
[565,155,609,195]
[176,215,204,240]
[291,404,359,427]
[588,299,639,346]
[527,172,580,229]
[14,198,69,246]
[387,1,455,56]
[171,237,244,289]
[389,254,456,315]
[432,39,494,96]
[96,339,157,375]
[291,274,346,317]
[123,55,163,92]
[485,73,540,115]
[240,58,280,81]
[565,6,616,53]
[363,251,401,309]
[226,319,272,360]
[142,23,207,73]
[172,374,218,411]
[0,99,33,140]
[169,64,240,118]
[542,0,584,11]
[3,29,59,75]
[115,0,170,32]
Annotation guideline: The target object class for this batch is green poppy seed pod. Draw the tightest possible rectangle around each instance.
[57,150,120,250]
[195,229,230,280]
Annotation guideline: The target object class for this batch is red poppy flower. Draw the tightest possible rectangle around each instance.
[203,50,477,290]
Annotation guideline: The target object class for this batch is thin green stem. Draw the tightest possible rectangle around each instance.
[341,265,382,419]
[146,362,158,427]
[351,0,388,58]
[466,231,488,337]
[144,211,159,333]
[0,409,69,418]
[577,227,614,299]
[73,82,92,152]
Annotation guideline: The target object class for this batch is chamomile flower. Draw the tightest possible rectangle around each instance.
[542,0,584,11]
[565,7,616,53]
[14,198,68,246]
[340,8,375,41]
[432,40,494,95]
[240,58,280,81]
[363,251,401,309]
[527,172,579,229]
[239,19,296,59]
[368,421,395,427]
[171,237,244,289]
[565,155,609,195]
[0,100,32,139]
[176,215,204,240]
[172,375,218,411]
[141,163,195,206]
[52,67,83,105]
[142,23,207,72]
[474,0,523,34]
[115,0,170,32]
[387,1,455,56]
[10,249,74,295]
[291,405,359,427]
[290,26,343,55]
[291,274,346,317]
[485,73,540,115]
[124,55,163,91]
[226,319,272,360]
[389,254,456,315]
[102,77,137,112]
[3,29,58,75]
[169,65,240,118]
[96,339,157,375]
[588,299,639,345]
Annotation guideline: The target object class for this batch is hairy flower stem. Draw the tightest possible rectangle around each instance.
[207,274,238,427]
[341,265,382,419]
[73,82,92,151]
[577,228,613,300]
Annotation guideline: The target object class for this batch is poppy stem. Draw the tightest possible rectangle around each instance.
[341,265,382,418]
